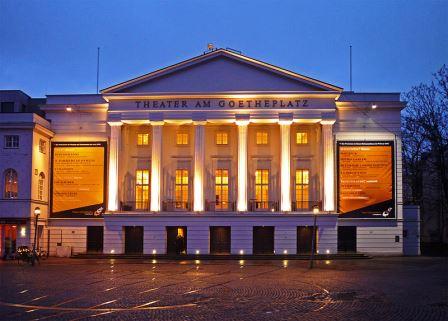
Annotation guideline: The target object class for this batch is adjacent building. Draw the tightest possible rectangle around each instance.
[0,49,420,257]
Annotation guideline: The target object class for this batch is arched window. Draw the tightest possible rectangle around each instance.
[38,172,45,201]
[4,169,18,199]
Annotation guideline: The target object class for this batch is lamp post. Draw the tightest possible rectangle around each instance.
[31,207,41,266]
[309,205,319,269]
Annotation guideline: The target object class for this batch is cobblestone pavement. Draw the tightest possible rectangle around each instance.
[0,257,447,321]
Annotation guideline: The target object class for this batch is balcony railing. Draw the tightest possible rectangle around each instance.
[248,200,279,212]
[205,201,236,212]
[162,200,192,211]
[120,201,150,212]
[292,201,322,212]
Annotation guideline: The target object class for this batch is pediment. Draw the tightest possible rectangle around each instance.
[102,50,342,94]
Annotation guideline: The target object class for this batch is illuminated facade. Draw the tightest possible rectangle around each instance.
[1,50,421,257]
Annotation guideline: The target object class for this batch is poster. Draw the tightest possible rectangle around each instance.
[337,141,395,218]
[51,142,107,218]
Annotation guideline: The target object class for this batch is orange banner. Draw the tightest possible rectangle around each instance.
[338,141,394,218]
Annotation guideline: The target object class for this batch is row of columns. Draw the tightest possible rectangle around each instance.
[107,119,335,213]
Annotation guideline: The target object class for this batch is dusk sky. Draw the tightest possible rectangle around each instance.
[1,0,446,97]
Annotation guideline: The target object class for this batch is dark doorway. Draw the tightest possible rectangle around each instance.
[124,226,143,254]
[210,226,231,254]
[338,226,357,252]
[86,226,104,253]
[253,226,274,254]
[166,226,187,255]
[297,226,318,254]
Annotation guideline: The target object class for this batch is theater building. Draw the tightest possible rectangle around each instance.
[1,49,420,257]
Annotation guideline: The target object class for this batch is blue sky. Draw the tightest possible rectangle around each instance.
[0,0,446,97]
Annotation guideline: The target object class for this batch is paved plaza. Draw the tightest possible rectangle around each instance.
[0,257,447,321]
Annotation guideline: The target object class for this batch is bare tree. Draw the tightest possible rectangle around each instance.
[402,65,448,246]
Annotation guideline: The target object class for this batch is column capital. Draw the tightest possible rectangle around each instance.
[193,120,207,126]
[150,121,165,126]
[235,113,250,126]
[108,121,123,127]
[320,119,336,125]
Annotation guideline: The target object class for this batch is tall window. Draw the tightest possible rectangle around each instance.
[39,139,46,154]
[256,131,268,145]
[0,102,14,113]
[175,169,189,209]
[295,169,309,209]
[296,132,308,144]
[135,170,150,210]
[215,169,229,210]
[38,172,45,201]
[176,132,189,145]
[137,133,150,146]
[216,132,228,145]
[4,135,19,148]
[4,169,18,199]
[255,169,269,209]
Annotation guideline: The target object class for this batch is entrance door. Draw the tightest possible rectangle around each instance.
[297,226,317,254]
[87,226,104,253]
[253,226,274,254]
[124,226,143,254]
[210,227,231,254]
[338,226,357,252]
[2,225,17,259]
[166,227,187,254]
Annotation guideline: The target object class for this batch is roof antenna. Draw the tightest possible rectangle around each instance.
[96,47,100,94]
[349,45,353,91]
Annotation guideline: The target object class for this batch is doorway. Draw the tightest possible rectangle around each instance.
[253,226,274,254]
[1,225,17,259]
[297,226,318,254]
[166,226,187,254]
[210,226,231,254]
[338,226,357,252]
[124,226,143,254]
[87,226,104,253]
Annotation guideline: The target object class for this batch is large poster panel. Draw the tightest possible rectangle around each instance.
[337,141,395,219]
[51,142,107,218]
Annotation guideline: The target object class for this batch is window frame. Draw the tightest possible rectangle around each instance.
[38,172,45,201]
[295,169,310,209]
[175,169,189,209]
[255,130,269,145]
[215,169,229,210]
[176,132,189,146]
[255,169,269,209]
[4,135,19,149]
[4,168,18,199]
[295,131,309,145]
[215,131,229,146]
[135,169,150,210]
[137,133,150,146]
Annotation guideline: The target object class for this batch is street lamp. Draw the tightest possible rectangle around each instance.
[309,205,319,269]
[32,207,41,266]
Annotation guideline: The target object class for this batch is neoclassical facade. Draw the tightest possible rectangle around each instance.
[1,49,421,257]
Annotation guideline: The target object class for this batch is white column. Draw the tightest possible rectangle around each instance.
[321,120,335,211]
[193,122,206,211]
[107,122,122,211]
[236,120,249,211]
[150,122,163,212]
[280,121,292,211]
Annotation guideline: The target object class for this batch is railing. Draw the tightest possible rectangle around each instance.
[248,200,279,212]
[120,201,150,212]
[162,200,192,211]
[205,201,236,212]
[291,201,322,212]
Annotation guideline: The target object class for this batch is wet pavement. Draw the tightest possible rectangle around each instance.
[0,257,447,321]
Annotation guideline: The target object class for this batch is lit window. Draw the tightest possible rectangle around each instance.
[255,169,269,209]
[39,139,46,154]
[135,170,150,210]
[38,172,45,201]
[216,132,228,145]
[4,135,19,148]
[137,133,150,146]
[296,132,308,144]
[175,169,189,209]
[215,169,229,210]
[295,169,309,210]
[4,168,18,199]
[256,131,268,145]
[176,133,189,145]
